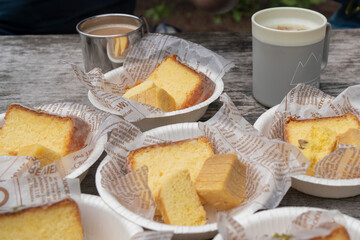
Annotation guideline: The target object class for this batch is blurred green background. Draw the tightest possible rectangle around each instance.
[134,0,339,32]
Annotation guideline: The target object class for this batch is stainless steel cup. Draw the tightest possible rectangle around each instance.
[76,14,148,72]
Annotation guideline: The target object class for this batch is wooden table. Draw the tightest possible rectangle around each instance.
[1,30,359,220]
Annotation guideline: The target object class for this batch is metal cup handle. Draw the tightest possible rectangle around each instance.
[140,15,150,33]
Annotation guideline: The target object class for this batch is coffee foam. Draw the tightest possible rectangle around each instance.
[263,18,319,31]
[252,7,328,46]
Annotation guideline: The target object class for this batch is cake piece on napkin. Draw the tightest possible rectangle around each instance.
[195,153,247,210]
[145,55,205,110]
[127,136,214,202]
[0,198,83,240]
[18,144,61,167]
[156,169,206,226]
[285,113,360,175]
[123,80,176,112]
[0,104,89,157]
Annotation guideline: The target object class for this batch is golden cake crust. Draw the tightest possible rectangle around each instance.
[285,113,360,175]
[0,198,80,220]
[164,55,202,109]
[0,198,83,240]
[127,136,214,205]
[0,104,89,156]
[127,136,213,170]
[145,55,213,110]
[195,153,247,210]
[285,113,360,143]
[156,169,206,226]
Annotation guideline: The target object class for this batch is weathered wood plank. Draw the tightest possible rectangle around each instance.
[1,30,359,219]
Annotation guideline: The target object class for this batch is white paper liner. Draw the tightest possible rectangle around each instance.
[79,194,143,240]
[0,177,81,212]
[71,33,233,122]
[0,103,126,180]
[254,84,360,198]
[215,207,360,240]
[96,93,308,239]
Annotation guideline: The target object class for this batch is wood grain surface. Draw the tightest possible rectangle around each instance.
[1,30,359,219]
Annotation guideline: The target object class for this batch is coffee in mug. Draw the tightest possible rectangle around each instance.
[251,7,331,107]
[270,25,309,31]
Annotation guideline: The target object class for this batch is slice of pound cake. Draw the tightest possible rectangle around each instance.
[195,154,247,210]
[123,80,176,112]
[272,222,350,240]
[0,199,83,240]
[285,113,360,175]
[18,144,61,167]
[0,104,89,157]
[127,136,214,201]
[156,169,206,226]
[145,55,206,110]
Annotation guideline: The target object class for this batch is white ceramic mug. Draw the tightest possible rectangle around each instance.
[252,7,331,107]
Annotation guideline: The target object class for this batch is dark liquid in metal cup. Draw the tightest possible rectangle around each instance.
[88,25,137,36]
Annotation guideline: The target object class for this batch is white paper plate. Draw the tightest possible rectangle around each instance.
[79,194,143,240]
[96,122,278,240]
[0,111,106,182]
[213,206,360,240]
[88,66,224,131]
[254,106,360,198]
[96,123,217,240]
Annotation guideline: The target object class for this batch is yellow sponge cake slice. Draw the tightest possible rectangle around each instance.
[301,126,338,176]
[285,113,360,175]
[18,144,62,167]
[123,81,155,98]
[123,81,176,112]
[0,199,83,240]
[195,154,247,210]
[0,104,89,157]
[156,169,206,226]
[145,55,205,110]
[127,136,214,201]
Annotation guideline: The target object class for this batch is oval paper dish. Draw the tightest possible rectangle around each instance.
[79,194,143,240]
[96,122,274,240]
[213,207,360,240]
[254,106,360,198]
[88,66,224,131]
